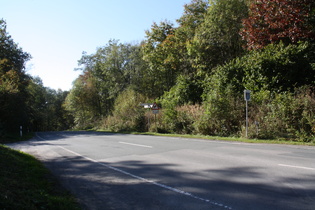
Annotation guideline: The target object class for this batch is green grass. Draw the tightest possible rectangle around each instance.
[0,132,35,144]
[144,132,315,146]
[0,144,81,210]
[97,129,315,146]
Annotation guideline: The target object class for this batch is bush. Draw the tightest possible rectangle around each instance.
[248,87,315,141]
[198,84,244,136]
[211,41,315,94]
[101,89,147,132]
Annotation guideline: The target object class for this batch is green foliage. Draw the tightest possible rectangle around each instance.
[0,145,80,209]
[159,74,203,133]
[65,0,315,142]
[159,104,204,134]
[199,84,244,136]
[211,41,315,93]
[247,87,315,141]
[161,74,203,106]
[0,20,31,133]
[102,89,147,132]
[0,20,72,135]
[142,21,179,97]
[65,74,102,129]
[189,0,248,71]
[66,40,153,129]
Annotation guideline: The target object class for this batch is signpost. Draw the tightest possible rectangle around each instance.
[140,102,160,131]
[244,90,251,138]
[151,102,159,114]
[151,102,159,132]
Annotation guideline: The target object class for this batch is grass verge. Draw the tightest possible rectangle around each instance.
[0,144,80,209]
[0,132,35,144]
[97,129,315,146]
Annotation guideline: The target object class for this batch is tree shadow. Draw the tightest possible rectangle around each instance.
[41,153,315,210]
[34,131,128,141]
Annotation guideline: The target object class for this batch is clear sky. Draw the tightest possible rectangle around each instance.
[1,0,191,91]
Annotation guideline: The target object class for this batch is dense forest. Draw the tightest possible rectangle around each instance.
[1,0,315,142]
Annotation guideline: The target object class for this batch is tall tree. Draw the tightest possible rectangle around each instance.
[0,19,31,132]
[173,0,209,76]
[67,40,149,128]
[241,0,315,50]
[189,0,248,72]
[142,21,177,98]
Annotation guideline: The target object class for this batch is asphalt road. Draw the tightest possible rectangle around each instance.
[8,131,315,210]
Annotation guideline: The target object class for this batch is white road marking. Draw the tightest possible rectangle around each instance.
[36,133,46,141]
[278,164,315,171]
[58,146,232,209]
[119,141,153,148]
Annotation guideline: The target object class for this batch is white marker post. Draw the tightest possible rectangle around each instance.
[244,90,251,138]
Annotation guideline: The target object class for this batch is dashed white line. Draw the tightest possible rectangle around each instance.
[58,146,232,209]
[278,164,315,171]
[119,141,153,148]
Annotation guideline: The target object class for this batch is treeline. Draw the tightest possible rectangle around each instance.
[66,0,315,141]
[2,0,315,141]
[0,19,73,138]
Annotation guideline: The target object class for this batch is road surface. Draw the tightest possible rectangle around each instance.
[8,131,315,209]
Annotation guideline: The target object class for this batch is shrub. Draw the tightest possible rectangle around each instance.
[199,84,244,136]
[101,89,147,132]
[242,87,315,141]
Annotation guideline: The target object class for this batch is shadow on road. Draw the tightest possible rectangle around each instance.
[41,152,315,210]
[9,131,315,210]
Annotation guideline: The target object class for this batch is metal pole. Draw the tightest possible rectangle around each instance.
[147,110,150,131]
[246,100,248,138]
[155,113,157,132]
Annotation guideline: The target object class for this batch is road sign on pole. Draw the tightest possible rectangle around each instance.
[152,102,158,110]
[151,102,160,132]
[244,90,251,101]
[152,102,159,114]
[152,110,159,114]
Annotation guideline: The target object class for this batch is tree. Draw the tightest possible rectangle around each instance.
[173,0,209,76]
[67,40,150,128]
[241,0,315,50]
[0,19,31,133]
[189,0,248,72]
[177,0,209,39]
[142,21,177,98]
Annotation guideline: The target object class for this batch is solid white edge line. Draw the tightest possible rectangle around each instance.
[58,146,232,209]
[119,141,153,148]
[278,164,315,171]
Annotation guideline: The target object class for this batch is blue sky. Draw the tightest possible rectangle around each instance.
[1,0,191,90]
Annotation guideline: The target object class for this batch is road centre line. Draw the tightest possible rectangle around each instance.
[278,164,315,171]
[58,145,232,209]
[119,141,153,148]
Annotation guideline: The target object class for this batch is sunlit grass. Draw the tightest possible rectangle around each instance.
[0,144,80,209]
[97,129,315,146]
